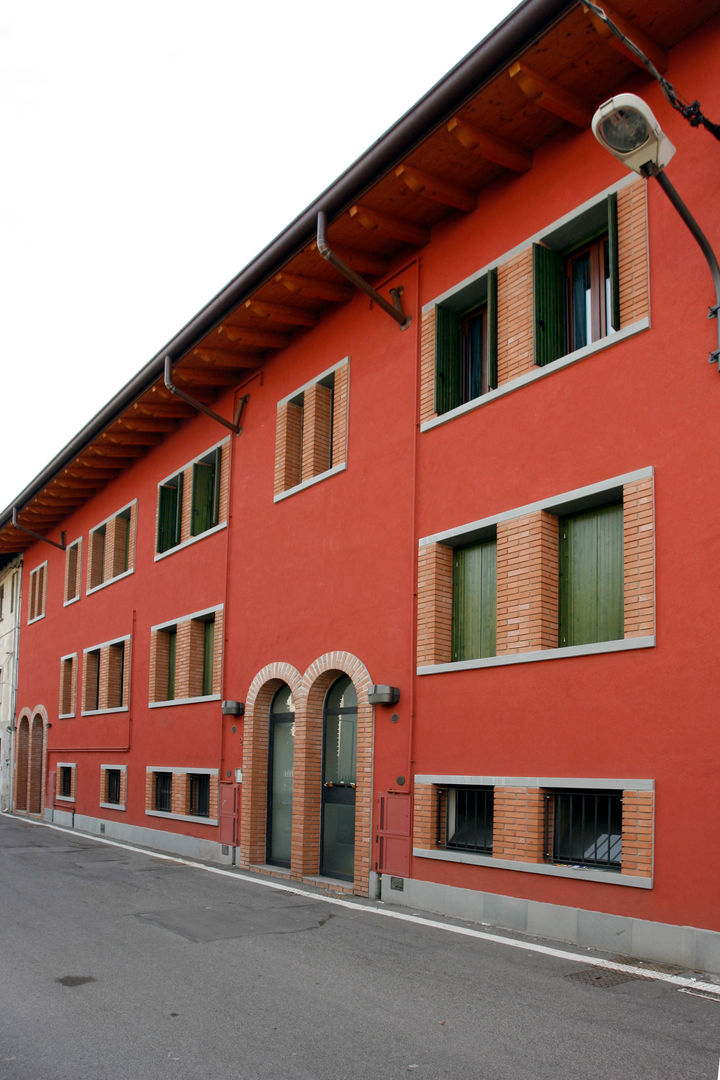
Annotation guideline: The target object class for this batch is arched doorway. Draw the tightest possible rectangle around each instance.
[15,717,29,811]
[320,676,357,880]
[266,684,295,867]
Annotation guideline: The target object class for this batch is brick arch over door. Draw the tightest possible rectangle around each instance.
[240,662,303,869]
[15,707,47,814]
[239,652,374,895]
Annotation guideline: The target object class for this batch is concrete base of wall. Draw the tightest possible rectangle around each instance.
[47,808,235,865]
[381,874,720,976]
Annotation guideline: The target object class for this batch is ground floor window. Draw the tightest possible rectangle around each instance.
[438,785,493,854]
[189,773,210,818]
[545,789,622,870]
[154,772,172,813]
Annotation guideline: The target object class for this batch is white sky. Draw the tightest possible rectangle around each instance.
[1,0,519,511]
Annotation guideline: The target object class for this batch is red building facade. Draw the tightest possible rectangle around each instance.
[2,0,720,971]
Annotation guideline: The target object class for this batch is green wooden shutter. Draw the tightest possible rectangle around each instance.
[486,267,498,391]
[559,502,623,647]
[607,192,620,332]
[533,243,565,366]
[202,619,215,696]
[452,539,497,661]
[211,448,221,527]
[434,305,463,415]
[157,476,182,552]
[192,461,213,535]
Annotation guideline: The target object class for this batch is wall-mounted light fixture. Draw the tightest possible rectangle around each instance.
[221,700,245,717]
[368,685,400,706]
[592,92,720,367]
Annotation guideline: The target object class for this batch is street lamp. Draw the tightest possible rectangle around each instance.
[592,92,720,367]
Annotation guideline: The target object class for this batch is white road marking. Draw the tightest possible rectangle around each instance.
[10,813,720,997]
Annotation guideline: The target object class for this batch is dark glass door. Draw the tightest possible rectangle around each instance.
[321,676,357,880]
[267,685,295,867]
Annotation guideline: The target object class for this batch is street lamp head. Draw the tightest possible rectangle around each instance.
[592,93,676,175]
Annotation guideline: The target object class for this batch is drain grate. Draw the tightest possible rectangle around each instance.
[565,966,643,989]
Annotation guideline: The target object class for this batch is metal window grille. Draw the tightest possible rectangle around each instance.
[154,772,172,813]
[189,774,210,818]
[106,769,121,805]
[545,790,622,870]
[437,786,493,854]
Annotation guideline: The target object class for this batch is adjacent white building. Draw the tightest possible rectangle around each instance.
[0,559,21,811]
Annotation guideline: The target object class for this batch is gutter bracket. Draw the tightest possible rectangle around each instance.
[316,211,411,329]
[12,508,66,550]
[164,356,246,434]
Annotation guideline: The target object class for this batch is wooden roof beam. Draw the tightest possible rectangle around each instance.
[217,324,289,350]
[86,444,146,459]
[175,366,241,386]
[308,243,389,277]
[112,418,180,433]
[191,346,263,369]
[446,117,532,173]
[101,431,165,446]
[275,272,353,303]
[509,61,593,128]
[244,299,318,327]
[581,2,667,74]
[348,205,429,247]
[394,163,477,213]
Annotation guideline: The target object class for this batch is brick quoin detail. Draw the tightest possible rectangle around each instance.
[416,543,453,665]
[419,307,437,424]
[492,788,545,862]
[302,382,332,482]
[241,653,374,897]
[496,512,558,654]
[617,179,649,326]
[621,789,653,877]
[413,784,439,849]
[497,248,534,385]
[274,402,303,495]
[623,478,655,637]
[331,362,349,468]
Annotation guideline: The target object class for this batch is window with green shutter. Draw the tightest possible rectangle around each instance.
[166,627,177,700]
[157,474,183,553]
[534,193,619,367]
[191,449,221,536]
[558,502,623,647]
[202,617,215,696]
[452,538,497,661]
[435,269,498,415]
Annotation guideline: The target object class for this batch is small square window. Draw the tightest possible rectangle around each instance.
[546,790,622,870]
[439,786,494,854]
[157,473,184,553]
[58,766,74,799]
[434,270,497,415]
[88,506,135,590]
[275,363,349,496]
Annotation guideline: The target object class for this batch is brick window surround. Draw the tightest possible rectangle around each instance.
[240,652,373,897]
[420,177,648,427]
[149,606,224,705]
[144,768,220,821]
[87,502,137,592]
[155,438,231,558]
[413,776,653,885]
[417,468,654,671]
[27,561,48,623]
[64,538,82,605]
[81,637,131,714]
[100,765,127,810]
[274,359,349,500]
[59,653,78,717]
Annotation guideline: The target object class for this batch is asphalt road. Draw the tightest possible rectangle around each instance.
[0,814,718,1080]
